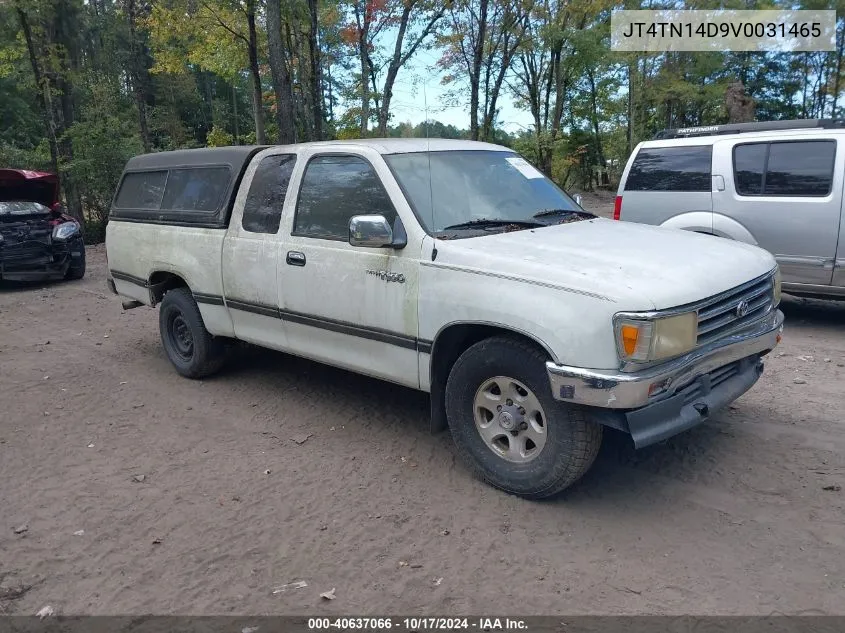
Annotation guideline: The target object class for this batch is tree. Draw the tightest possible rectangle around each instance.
[376,0,446,135]
[266,0,296,143]
[146,0,267,144]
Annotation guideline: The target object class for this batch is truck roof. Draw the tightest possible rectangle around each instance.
[122,139,511,173]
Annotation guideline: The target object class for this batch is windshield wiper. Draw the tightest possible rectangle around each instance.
[440,218,544,231]
[532,208,587,219]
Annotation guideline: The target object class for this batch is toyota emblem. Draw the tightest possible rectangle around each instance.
[735,300,749,318]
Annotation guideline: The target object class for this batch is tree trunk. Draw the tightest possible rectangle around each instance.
[125,0,152,152]
[832,20,844,117]
[626,61,633,157]
[469,0,489,141]
[586,68,606,170]
[246,0,266,144]
[377,3,412,136]
[355,1,371,136]
[232,83,239,143]
[53,0,83,221]
[17,7,60,178]
[307,0,323,140]
[266,0,296,143]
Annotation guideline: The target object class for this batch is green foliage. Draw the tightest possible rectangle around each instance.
[206,124,235,146]
[0,0,843,239]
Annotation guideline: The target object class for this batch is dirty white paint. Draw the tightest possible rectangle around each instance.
[106,139,777,393]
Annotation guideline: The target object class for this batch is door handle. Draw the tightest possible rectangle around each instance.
[286,251,306,267]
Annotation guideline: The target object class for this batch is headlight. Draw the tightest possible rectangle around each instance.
[615,312,698,362]
[52,222,79,240]
[773,267,782,307]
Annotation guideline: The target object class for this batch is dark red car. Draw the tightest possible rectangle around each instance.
[0,169,85,281]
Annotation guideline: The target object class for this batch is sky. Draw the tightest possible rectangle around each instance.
[371,45,536,134]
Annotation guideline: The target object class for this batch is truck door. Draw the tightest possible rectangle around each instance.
[714,137,842,287]
[276,148,421,389]
[221,151,297,348]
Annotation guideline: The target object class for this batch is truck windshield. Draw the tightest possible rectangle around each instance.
[384,150,586,235]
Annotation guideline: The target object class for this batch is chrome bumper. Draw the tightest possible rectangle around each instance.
[546,308,784,410]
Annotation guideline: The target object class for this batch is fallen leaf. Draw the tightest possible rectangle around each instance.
[13,524,28,535]
[132,474,146,483]
[319,588,336,600]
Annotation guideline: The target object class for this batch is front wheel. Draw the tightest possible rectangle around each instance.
[159,287,226,379]
[445,336,602,499]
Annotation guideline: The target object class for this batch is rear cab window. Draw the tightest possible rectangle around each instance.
[114,167,231,212]
[732,139,836,197]
[624,145,712,192]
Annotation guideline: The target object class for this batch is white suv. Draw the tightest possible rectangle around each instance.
[615,118,845,301]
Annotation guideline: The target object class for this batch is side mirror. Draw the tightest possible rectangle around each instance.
[573,193,583,207]
[349,215,394,248]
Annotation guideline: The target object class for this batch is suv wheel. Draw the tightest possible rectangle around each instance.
[445,336,602,499]
[159,287,226,378]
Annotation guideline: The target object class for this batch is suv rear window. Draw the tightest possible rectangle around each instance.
[733,140,835,197]
[625,146,712,192]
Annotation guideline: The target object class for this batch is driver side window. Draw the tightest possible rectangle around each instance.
[293,155,397,240]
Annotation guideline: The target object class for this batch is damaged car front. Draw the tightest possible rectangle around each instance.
[0,169,85,281]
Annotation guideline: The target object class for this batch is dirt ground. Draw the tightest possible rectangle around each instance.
[1,239,844,617]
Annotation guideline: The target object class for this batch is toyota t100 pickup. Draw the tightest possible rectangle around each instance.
[105,140,784,498]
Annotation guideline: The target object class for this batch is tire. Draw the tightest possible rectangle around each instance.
[65,241,86,280]
[159,287,226,379]
[445,336,602,499]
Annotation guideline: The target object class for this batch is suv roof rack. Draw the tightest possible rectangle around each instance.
[653,119,845,140]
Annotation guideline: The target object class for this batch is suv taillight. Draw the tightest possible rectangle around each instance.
[613,195,622,220]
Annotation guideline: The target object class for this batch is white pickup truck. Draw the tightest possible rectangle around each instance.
[105,139,784,498]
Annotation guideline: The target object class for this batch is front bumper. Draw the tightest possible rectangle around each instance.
[0,239,80,281]
[546,308,784,448]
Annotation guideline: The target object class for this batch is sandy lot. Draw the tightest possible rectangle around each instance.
[1,238,844,617]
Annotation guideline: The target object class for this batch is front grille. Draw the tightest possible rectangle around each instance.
[696,273,775,346]
[0,218,56,268]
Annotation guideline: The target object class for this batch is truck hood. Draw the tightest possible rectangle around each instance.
[432,218,777,310]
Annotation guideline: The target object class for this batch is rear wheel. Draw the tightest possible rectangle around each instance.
[445,336,602,499]
[159,287,226,378]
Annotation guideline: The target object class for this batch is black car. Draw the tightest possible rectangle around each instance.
[0,169,85,281]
